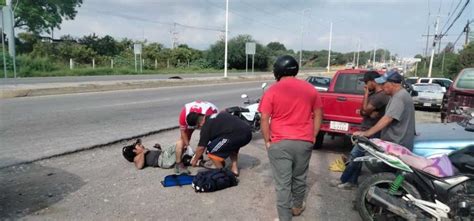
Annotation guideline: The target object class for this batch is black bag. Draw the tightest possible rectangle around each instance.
[192,168,238,192]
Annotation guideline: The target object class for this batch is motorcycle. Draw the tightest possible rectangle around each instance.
[352,135,474,221]
[225,83,267,132]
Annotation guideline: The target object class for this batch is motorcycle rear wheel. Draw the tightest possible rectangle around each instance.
[355,172,421,221]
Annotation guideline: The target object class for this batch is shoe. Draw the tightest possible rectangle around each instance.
[337,182,357,190]
[175,163,190,175]
[329,179,342,187]
[292,201,306,216]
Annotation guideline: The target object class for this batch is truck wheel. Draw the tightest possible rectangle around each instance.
[313,132,325,149]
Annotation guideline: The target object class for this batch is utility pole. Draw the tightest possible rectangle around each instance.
[224,0,229,78]
[170,23,178,49]
[327,22,332,73]
[428,16,440,78]
[465,20,471,46]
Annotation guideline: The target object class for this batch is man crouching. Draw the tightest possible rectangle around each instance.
[187,112,252,176]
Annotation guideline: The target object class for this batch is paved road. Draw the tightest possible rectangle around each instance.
[0,81,270,168]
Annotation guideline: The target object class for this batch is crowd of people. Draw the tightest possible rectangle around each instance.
[122,55,416,221]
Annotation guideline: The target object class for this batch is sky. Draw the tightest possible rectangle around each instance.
[52,0,473,57]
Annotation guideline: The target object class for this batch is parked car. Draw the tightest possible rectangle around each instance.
[405,77,418,85]
[411,83,445,109]
[305,76,331,91]
[441,68,474,123]
[418,77,453,90]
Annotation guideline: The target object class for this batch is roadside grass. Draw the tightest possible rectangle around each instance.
[3,67,229,78]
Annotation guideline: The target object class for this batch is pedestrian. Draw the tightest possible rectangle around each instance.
[354,70,416,150]
[175,101,218,174]
[187,111,252,176]
[330,71,390,189]
[258,55,323,221]
[122,139,179,170]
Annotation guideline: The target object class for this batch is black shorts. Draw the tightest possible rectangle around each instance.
[206,132,252,161]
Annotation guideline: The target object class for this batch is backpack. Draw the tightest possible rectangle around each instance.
[191,168,238,192]
[158,144,176,169]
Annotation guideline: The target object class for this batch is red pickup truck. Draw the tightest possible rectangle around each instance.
[314,69,375,149]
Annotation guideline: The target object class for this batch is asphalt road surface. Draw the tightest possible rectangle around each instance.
[0,81,270,168]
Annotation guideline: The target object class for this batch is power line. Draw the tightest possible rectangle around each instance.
[88,9,224,32]
[440,0,470,38]
[440,0,463,32]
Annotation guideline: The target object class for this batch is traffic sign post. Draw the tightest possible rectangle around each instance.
[245,42,256,74]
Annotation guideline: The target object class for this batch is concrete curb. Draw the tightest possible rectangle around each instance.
[0,126,180,169]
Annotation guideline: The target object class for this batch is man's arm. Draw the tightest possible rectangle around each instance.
[313,108,322,138]
[133,150,148,169]
[360,87,376,116]
[260,113,271,150]
[180,129,190,147]
[355,115,393,137]
[190,146,206,166]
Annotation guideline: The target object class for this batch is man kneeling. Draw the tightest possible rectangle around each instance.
[187,112,252,176]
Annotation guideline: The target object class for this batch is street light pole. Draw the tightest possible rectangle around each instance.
[356,39,360,68]
[224,0,229,78]
[299,9,310,69]
[327,22,332,73]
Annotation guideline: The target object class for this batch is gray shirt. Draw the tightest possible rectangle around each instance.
[381,89,416,150]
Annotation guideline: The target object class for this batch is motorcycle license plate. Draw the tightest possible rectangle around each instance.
[330,121,349,131]
[423,103,431,107]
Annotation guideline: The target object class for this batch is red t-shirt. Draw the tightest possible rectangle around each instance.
[179,101,218,130]
[258,77,322,143]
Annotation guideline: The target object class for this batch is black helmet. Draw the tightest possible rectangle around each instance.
[273,55,299,81]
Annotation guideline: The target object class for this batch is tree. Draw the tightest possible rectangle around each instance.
[13,0,83,34]
[266,42,286,52]
[459,42,474,69]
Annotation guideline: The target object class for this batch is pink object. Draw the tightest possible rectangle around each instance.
[370,138,454,177]
[258,78,322,143]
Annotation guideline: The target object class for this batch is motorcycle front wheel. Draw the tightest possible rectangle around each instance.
[355,172,421,221]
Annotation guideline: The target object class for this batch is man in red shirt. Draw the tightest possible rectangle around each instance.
[259,55,323,221]
[176,101,218,174]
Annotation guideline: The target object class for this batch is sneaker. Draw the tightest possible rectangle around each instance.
[337,182,357,190]
[175,163,190,175]
[329,179,342,187]
[292,201,306,216]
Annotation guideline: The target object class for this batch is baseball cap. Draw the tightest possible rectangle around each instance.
[359,71,381,82]
[375,70,403,84]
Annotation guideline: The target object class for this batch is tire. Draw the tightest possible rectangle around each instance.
[355,172,421,221]
[313,131,325,149]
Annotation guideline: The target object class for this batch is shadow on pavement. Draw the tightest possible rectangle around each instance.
[0,160,85,219]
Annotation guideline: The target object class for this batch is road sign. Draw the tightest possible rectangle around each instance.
[245,42,256,55]
[133,43,142,55]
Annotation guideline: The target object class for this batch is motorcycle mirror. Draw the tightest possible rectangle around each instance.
[261,83,267,89]
[241,94,248,99]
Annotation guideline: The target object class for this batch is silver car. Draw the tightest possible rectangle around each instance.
[412,83,445,109]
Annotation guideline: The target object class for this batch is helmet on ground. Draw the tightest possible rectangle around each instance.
[273,55,299,81]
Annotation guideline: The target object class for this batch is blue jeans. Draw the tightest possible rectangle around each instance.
[340,144,365,184]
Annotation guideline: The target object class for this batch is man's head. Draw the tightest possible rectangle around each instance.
[375,70,403,95]
[360,71,380,90]
[273,55,299,81]
[186,112,206,129]
[122,139,143,162]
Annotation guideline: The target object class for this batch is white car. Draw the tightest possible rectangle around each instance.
[412,83,445,109]
[417,77,453,90]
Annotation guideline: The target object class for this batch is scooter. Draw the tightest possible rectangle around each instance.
[351,135,474,221]
[225,83,267,132]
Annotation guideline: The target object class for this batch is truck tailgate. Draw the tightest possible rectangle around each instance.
[321,93,363,124]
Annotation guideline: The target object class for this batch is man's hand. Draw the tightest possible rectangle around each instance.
[265,142,271,150]
[353,131,367,137]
